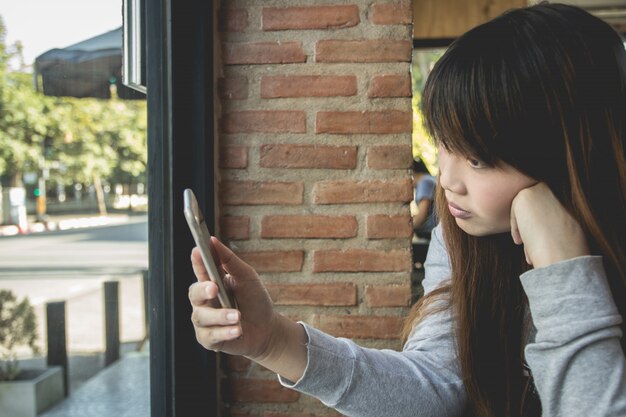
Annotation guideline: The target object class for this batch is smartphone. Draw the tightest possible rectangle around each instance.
[183,188,236,309]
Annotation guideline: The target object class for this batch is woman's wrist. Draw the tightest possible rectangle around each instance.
[248,313,308,382]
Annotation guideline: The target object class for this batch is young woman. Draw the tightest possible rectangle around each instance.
[187,3,626,416]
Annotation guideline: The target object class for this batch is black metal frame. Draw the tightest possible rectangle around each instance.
[412,38,455,49]
[146,0,219,415]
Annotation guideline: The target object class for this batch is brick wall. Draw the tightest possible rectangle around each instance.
[216,2,413,415]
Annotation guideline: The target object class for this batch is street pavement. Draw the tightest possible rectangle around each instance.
[0,212,149,392]
[0,212,133,237]
[0,214,148,277]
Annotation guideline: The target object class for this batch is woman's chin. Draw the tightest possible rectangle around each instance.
[454,218,510,237]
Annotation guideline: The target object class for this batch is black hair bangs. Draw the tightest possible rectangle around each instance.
[421,21,527,169]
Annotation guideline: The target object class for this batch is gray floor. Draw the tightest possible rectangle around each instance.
[40,351,149,417]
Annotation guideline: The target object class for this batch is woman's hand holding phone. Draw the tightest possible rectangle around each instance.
[510,182,590,268]
[189,236,274,356]
[188,237,308,382]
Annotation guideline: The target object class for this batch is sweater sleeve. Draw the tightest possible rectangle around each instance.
[278,226,467,417]
[520,256,626,417]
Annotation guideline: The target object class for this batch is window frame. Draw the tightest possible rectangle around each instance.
[145,0,220,415]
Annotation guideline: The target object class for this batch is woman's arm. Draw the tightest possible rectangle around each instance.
[189,227,466,416]
[278,226,467,417]
[511,183,626,415]
[521,257,626,416]
[280,307,465,417]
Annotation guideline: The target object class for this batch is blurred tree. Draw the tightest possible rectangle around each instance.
[411,49,445,174]
[57,96,147,214]
[101,98,148,188]
[0,18,53,187]
[107,98,148,210]
[0,15,147,216]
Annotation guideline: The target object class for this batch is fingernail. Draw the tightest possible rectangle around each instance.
[205,286,212,297]
[229,327,241,336]
[226,311,239,322]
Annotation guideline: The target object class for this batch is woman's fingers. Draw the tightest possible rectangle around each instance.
[188,280,220,308]
[190,301,242,350]
[195,325,241,349]
[191,304,240,327]
[510,206,523,246]
[189,285,242,350]
[190,247,211,282]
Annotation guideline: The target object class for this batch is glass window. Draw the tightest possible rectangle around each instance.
[0,1,148,415]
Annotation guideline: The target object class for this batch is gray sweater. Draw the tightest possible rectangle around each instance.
[279,226,626,416]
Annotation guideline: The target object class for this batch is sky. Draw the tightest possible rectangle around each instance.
[1,0,122,66]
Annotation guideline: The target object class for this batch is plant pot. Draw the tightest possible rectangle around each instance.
[0,366,64,417]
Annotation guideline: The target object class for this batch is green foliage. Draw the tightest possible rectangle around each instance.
[0,290,39,381]
[0,71,57,182]
[411,49,445,174]
[57,96,147,185]
[0,15,147,190]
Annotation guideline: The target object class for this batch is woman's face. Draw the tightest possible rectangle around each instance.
[438,146,537,236]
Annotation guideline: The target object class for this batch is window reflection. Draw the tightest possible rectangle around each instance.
[0,2,148,415]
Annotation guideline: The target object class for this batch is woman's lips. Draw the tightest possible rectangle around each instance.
[448,202,472,219]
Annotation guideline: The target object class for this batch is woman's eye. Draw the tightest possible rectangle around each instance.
[467,158,485,168]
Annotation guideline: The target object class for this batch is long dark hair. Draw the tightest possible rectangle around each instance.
[403,3,626,417]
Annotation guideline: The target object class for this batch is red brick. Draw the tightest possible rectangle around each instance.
[313,315,403,339]
[364,284,411,307]
[367,214,412,239]
[238,250,304,272]
[369,3,412,25]
[219,76,249,100]
[368,74,411,98]
[221,181,304,205]
[316,39,411,63]
[222,111,306,134]
[223,42,307,65]
[263,5,359,30]
[261,75,357,98]
[225,355,252,372]
[219,145,248,169]
[261,215,357,238]
[228,378,300,403]
[266,283,357,306]
[260,144,357,169]
[313,249,412,272]
[219,8,249,32]
[316,110,411,134]
[220,216,250,240]
[313,179,413,204]
[367,145,413,169]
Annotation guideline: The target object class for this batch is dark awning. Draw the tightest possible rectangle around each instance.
[34,27,144,99]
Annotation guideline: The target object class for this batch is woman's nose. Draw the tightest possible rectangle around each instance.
[438,148,465,194]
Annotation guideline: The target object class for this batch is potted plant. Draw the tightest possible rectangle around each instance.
[0,289,64,417]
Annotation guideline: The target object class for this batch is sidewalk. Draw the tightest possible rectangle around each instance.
[19,341,144,394]
[0,211,136,237]
[1,210,149,410]
[41,349,150,417]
